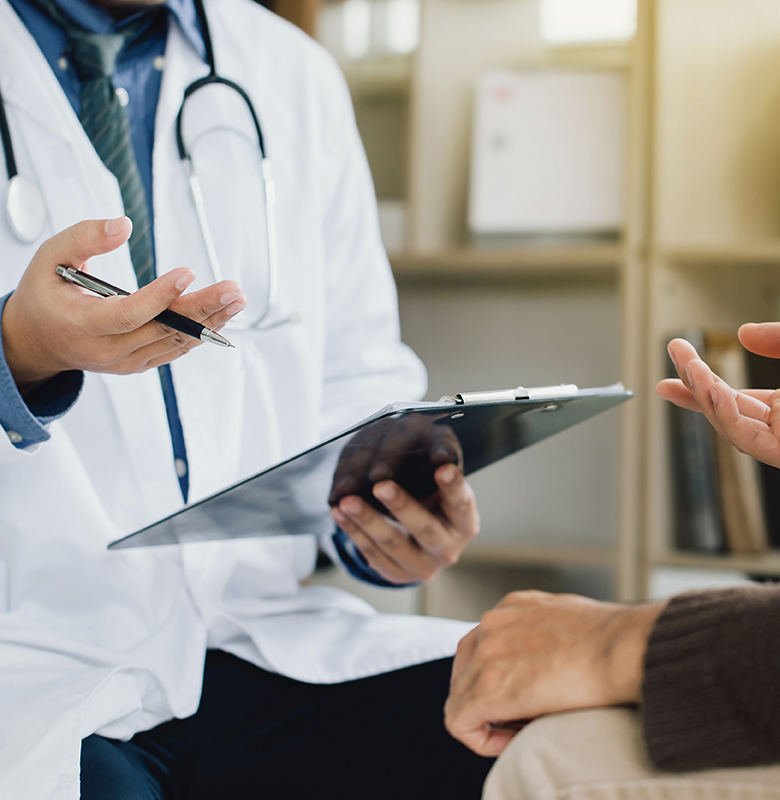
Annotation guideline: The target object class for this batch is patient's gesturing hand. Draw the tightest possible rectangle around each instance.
[657,332,780,469]
[444,591,664,758]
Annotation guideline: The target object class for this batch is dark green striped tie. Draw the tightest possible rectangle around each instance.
[31,1,156,287]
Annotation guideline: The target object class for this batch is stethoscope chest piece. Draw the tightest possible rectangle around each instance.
[6,174,46,243]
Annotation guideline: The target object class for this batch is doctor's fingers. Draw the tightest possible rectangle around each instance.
[70,279,247,370]
[65,324,200,375]
[331,502,439,584]
[35,218,133,274]
[81,268,198,336]
[166,280,247,331]
[435,465,479,541]
[84,277,245,340]
[372,478,472,569]
[368,470,478,562]
[118,329,205,373]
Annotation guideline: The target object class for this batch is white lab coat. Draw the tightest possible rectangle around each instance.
[0,2,472,797]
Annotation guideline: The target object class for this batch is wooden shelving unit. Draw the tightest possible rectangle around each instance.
[653,551,780,578]
[390,245,624,282]
[461,543,617,568]
[660,244,780,267]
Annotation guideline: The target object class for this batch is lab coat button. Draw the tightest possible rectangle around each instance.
[115,87,130,108]
[7,431,23,444]
[153,56,165,71]
[57,56,68,71]
[175,458,188,478]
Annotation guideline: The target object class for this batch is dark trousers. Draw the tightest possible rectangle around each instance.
[80,650,493,799]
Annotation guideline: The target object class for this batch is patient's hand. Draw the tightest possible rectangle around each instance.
[658,332,780,469]
[444,591,664,757]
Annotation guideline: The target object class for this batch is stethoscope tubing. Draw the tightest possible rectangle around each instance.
[0,84,17,181]
[177,0,283,330]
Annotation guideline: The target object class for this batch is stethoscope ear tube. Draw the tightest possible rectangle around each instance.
[1,84,47,243]
[175,1,287,331]
[0,84,17,181]
[6,175,47,243]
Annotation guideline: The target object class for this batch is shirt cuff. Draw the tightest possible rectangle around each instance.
[332,528,418,588]
[0,293,84,448]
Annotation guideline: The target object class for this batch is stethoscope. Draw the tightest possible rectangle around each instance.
[0,83,47,244]
[0,0,293,330]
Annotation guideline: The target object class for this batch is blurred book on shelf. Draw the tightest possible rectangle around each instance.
[667,331,780,555]
[745,349,780,550]
[667,330,726,554]
[706,333,768,554]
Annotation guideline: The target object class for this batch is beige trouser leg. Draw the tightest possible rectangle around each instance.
[483,707,780,800]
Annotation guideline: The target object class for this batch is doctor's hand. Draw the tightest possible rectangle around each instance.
[658,332,780,469]
[444,591,665,758]
[328,416,479,584]
[3,217,247,397]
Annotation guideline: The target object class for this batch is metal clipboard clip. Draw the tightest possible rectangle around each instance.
[441,384,579,405]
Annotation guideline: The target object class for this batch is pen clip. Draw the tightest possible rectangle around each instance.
[56,266,125,297]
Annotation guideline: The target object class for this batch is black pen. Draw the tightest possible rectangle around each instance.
[56,266,234,348]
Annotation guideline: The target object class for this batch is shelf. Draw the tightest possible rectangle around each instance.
[342,56,413,94]
[389,245,624,282]
[659,243,780,267]
[653,550,780,577]
[541,44,634,70]
[461,543,616,568]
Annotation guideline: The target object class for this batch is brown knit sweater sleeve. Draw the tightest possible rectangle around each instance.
[641,584,780,772]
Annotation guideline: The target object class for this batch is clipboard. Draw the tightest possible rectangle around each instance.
[109,382,631,549]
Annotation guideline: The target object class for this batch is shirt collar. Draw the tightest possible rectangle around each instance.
[166,0,206,62]
[46,0,206,61]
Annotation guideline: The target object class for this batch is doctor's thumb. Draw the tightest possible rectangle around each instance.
[41,217,133,269]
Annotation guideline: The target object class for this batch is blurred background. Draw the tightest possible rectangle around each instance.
[268,0,780,620]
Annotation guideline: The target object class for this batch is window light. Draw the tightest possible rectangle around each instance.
[343,0,371,58]
[540,0,637,44]
[385,0,420,54]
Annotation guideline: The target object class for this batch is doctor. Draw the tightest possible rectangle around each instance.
[0,0,492,797]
